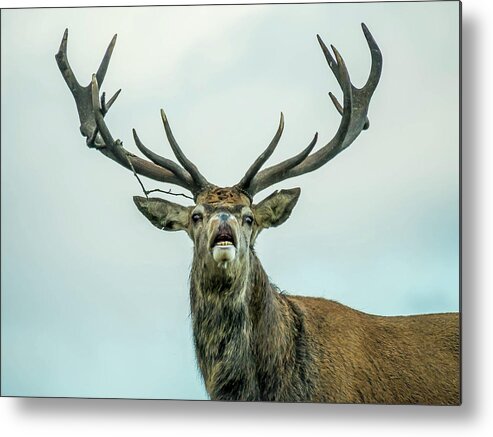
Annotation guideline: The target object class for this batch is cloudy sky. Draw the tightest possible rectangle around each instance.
[1,1,459,400]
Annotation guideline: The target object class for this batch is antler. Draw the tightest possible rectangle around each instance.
[55,29,210,198]
[236,23,382,197]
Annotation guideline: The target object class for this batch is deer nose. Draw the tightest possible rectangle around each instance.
[219,212,230,222]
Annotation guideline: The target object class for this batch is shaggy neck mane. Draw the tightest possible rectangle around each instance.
[189,251,315,401]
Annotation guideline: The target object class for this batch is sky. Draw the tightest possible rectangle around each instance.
[1,1,459,400]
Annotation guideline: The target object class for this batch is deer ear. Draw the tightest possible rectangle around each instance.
[133,196,190,232]
[253,188,301,229]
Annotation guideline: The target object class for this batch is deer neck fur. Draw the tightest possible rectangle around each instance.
[189,249,315,401]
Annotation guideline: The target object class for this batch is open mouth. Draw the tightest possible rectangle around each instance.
[211,225,237,264]
[211,227,236,248]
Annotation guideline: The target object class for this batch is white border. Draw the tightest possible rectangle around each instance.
[1,0,491,436]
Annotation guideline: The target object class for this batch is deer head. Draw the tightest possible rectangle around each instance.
[55,23,382,276]
[134,186,300,275]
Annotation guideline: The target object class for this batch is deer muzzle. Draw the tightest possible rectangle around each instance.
[210,221,237,264]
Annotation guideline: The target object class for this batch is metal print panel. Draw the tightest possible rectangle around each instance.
[1,1,460,404]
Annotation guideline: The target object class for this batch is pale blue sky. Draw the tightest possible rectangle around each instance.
[1,2,459,399]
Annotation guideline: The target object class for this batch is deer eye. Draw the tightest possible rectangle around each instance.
[192,213,202,223]
[243,215,254,226]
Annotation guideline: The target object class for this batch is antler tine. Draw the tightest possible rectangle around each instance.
[361,23,383,96]
[96,34,117,87]
[238,132,319,192]
[281,132,319,169]
[55,28,81,95]
[132,128,194,186]
[237,113,285,191]
[104,88,122,113]
[90,75,128,165]
[242,24,382,197]
[322,42,353,136]
[56,29,206,197]
[160,109,210,190]
[317,35,345,90]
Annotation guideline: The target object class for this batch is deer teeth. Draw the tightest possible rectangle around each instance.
[215,241,233,247]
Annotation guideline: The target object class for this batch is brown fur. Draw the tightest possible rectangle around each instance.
[290,296,459,404]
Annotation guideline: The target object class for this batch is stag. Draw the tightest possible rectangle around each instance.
[56,24,459,404]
